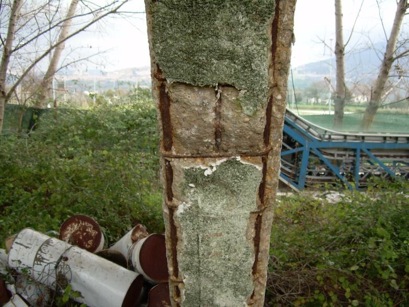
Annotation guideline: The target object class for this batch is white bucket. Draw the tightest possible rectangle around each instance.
[109,224,149,262]
[7,228,70,286]
[7,228,145,307]
[3,294,28,307]
[0,249,8,275]
[14,274,51,307]
[95,249,128,268]
[130,233,169,284]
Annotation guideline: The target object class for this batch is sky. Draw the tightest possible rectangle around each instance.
[71,0,399,71]
[291,0,396,67]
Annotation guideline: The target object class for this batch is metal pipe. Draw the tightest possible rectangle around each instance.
[109,224,150,265]
[7,228,145,307]
[109,227,168,284]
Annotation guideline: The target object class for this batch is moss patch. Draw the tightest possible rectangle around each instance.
[149,0,275,115]
[175,158,262,305]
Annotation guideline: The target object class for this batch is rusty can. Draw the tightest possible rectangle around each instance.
[59,215,105,253]
[130,234,169,284]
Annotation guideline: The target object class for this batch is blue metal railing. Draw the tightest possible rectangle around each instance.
[280,109,409,190]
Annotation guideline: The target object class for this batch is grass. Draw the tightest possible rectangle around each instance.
[301,112,409,134]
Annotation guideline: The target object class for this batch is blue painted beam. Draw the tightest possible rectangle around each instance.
[280,110,409,190]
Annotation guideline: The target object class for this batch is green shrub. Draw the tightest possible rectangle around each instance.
[0,91,164,248]
[266,180,409,306]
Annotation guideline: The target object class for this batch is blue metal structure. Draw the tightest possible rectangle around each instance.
[280,109,409,190]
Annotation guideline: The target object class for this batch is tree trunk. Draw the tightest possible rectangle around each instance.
[334,0,347,129]
[361,0,408,131]
[0,95,5,134]
[36,0,80,107]
[0,0,23,134]
[145,0,296,306]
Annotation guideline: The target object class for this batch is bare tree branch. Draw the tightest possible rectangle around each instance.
[344,0,365,48]
[5,0,130,102]
[375,0,389,41]
[0,0,132,133]
[11,1,127,55]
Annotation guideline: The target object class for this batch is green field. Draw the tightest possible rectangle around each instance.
[301,112,409,134]
[4,104,409,135]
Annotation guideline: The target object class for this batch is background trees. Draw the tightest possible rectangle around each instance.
[35,0,80,108]
[0,0,131,134]
[361,0,409,130]
[333,0,347,129]
[331,0,409,130]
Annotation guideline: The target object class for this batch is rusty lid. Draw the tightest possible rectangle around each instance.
[59,215,103,252]
[0,278,11,306]
[5,234,16,253]
[121,274,145,307]
[0,278,11,305]
[138,234,169,283]
[130,224,149,243]
[147,283,171,307]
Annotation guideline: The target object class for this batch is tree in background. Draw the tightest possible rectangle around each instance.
[328,0,408,130]
[333,0,347,129]
[0,0,22,134]
[0,0,131,134]
[35,0,80,108]
[332,0,365,129]
[361,0,409,130]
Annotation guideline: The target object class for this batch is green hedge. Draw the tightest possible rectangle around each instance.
[3,104,46,134]
[0,95,164,247]
[1,89,408,305]
[266,180,409,306]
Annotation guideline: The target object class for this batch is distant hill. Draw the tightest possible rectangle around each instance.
[57,42,391,93]
[56,66,151,93]
[291,42,386,88]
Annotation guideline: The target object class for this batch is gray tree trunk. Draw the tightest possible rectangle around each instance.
[36,0,79,107]
[334,0,347,129]
[144,0,296,306]
[0,0,23,134]
[361,0,408,131]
